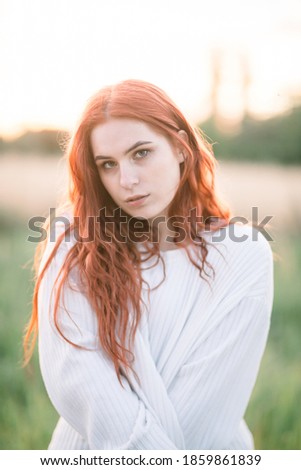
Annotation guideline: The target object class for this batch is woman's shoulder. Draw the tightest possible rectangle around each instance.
[49,210,76,246]
[202,222,272,259]
[199,222,274,282]
[39,210,77,274]
[196,223,274,302]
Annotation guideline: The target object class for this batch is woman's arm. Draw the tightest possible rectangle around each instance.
[38,231,178,450]
[168,235,274,449]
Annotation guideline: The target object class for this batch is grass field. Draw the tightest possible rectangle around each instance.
[0,220,300,449]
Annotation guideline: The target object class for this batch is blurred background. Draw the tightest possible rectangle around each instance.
[0,0,300,449]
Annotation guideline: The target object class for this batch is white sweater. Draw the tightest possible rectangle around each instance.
[38,222,274,450]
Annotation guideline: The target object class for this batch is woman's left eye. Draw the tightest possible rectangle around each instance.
[135,149,150,159]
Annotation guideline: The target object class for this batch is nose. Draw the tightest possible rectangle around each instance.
[119,163,139,189]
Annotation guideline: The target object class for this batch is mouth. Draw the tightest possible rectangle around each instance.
[125,194,150,206]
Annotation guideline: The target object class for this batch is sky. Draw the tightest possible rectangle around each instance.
[1,0,301,138]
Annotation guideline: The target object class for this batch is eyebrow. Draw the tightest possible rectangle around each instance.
[94,141,153,161]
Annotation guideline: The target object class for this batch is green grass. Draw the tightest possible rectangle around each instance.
[0,224,58,449]
[0,224,300,449]
[245,234,301,449]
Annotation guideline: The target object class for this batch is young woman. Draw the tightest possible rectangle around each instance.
[24,79,274,450]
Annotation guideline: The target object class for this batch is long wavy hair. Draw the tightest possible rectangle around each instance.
[23,79,232,386]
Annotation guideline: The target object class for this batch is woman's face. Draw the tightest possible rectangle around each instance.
[90,118,185,221]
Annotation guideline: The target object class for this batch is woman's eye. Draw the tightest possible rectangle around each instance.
[135,149,150,159]
[101,161,116,170]
[99,150,150,170]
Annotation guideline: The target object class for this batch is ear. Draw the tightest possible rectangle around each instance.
[176,130,189,163]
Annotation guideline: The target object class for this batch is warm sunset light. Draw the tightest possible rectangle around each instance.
[1,1,301,457]
[1,0,301,138]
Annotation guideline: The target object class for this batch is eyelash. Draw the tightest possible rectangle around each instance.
[100,149,151,170]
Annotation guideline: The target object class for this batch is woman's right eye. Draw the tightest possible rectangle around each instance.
[101,161,116,170]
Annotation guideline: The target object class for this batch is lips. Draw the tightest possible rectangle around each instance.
[124,194,150,207]
[125,194,149,202]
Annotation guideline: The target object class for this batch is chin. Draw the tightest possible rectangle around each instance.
[121,203,169,222]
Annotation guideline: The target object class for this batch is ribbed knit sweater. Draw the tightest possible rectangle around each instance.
[38,222,274,449]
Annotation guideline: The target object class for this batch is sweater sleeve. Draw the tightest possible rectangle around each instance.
[168,234,274,449]
[38,234,177,450]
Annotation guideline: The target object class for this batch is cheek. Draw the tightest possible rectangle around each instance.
[151,154,179,178]
[163,160,181,183]
[98,173,114,196]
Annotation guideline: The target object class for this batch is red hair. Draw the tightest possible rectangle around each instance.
[23,79,232,385]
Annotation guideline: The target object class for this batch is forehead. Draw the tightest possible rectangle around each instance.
[90,118,165,154]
